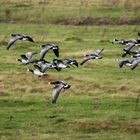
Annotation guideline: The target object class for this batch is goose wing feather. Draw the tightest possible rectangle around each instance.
[51,84,64,103]
[7,35,23,50]
[80,55,95,65]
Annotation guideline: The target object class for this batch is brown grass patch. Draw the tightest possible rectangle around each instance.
[69,120,140,133]
[0,16,140,25]
[54,17,140,26]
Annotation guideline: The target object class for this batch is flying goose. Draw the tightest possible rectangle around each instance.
[27,68,44,76]
[49,80,71,104]
[7,34,34,50]
[61,59,78,67]
[16,51,38,64]
[17,57,40,65]
[80,48,104,65]
[39,43,59,61]
[112,37,140,45]
[112,39,129,45]
[117,57,139,68]
[122,42,135,57]
[122,43,140,57]
[53,58,78,69]
[33,61,60,73]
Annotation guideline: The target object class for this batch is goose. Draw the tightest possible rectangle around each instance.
[61,59,78,67]
[117,57,139,68]
[53,58,78,68]
[112,39,129,45]
[122,43,140,57]
[16,51,38,64]
[33,61,60,73]
[16,58,30,64]
[7,34,34,50]
[49,80,71,104]
[122,42,135,57]
[112,38,140,45]
[39,43,59,61]
[80,48,104,65]
[17,56,39,65]
[27,68,44,76]
[53,59,70,69]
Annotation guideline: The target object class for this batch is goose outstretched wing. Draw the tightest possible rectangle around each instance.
[51,84,64,104]
[80,55,95,65]
[23,51,38,60]
[92,48,104,55]
[39,44,54,60]
[7,35,23,50]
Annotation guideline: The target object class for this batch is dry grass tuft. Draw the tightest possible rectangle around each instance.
[69,120,140,133]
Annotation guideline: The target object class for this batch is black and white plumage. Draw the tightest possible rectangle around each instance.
[33,61,60,73]
[16,58,30,64]
[80,48,104,65]
[53,58,78,69]
[7,34,34,50]
[117,57,140,68]
[122,43,140,57]
[16,51,38,64]
[27,69,44,76]
[39,44,59,61]
[112,38,140,45]
[49,80,71,104]
[122,42,135,57]
[59,59,78,67]
[112,39,129,45]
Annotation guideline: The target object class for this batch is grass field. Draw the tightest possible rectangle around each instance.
[0,0,140,140]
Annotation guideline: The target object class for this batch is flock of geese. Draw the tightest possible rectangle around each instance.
[6,34,104,103]
[5,33,140,103]
[112,32,140,70]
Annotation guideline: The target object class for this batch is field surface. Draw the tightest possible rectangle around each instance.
[0,0,140,140]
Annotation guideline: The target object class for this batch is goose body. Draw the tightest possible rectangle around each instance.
[53,58,78,69]
[34,61,58,73]
[112,39,129,45]
[27,69,44,76]
[49,80,71,104]
[117,57,139,68]
[80,48,104,65]
[122,42,135,57]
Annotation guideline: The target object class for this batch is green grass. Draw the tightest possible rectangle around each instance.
[0,23,140,140]
[0,96,139,140]
[0,0,139,24]
[0,0,140,139]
